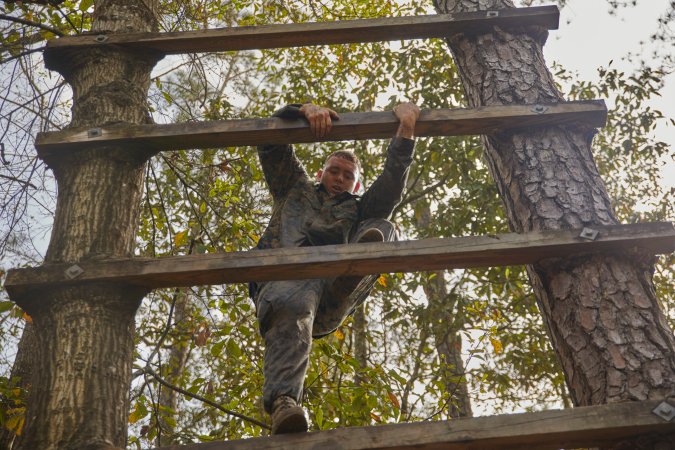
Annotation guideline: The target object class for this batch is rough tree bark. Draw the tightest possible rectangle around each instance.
[11,1,160,449]
[433,0,675,447]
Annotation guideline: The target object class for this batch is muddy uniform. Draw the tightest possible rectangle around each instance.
[251,105,415,413]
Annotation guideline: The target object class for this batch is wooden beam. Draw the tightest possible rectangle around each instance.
[43,6,558,64]
[152,400,674,450]
[6,223,673,303]
[34,100,607,157]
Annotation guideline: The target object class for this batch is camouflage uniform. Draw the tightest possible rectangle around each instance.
[251,105,415,413]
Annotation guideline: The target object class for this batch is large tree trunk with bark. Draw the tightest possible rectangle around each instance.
[11,1,160,448]
[433,0,675,447]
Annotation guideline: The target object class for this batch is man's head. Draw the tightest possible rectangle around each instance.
[317,150,361,196]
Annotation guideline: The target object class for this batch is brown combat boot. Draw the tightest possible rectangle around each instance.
[328,228,386,299]
[357,228,384,243]
[270,396,308,435]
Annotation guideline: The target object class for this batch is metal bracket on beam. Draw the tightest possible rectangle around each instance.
[652,401,675,421]
[94,35,109,43]
[579,228,599,241]
[531,104,548,114]
[486,11,499,18]
[87,128,102,138]
[64,264,84,280]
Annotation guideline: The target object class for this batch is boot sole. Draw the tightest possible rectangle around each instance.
[272,406,308,435]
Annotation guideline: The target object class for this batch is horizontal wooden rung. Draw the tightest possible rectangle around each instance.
[152,399,672,449]
[34,100,607,157]
[44,6,559,68]
[6,222,673,303]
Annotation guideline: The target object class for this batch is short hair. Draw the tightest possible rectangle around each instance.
[324,150,362,175]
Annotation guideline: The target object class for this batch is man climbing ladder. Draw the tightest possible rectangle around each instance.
[250,101,420,434]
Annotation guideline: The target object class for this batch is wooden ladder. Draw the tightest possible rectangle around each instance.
[6,5,675,449]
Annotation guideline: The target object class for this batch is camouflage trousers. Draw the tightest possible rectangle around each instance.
[254,218,396,413]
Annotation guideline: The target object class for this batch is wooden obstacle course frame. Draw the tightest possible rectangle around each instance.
[44,6,559,64]
[35,100,607,157]
[6,222,673,302]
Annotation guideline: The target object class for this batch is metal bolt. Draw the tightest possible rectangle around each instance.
[65,264,84,280]
[531,104,548,114]
[652,401,675,421]
[94,35,109,43]
[579,227,599,241]
[486,11,499,18]
[87,128,102,138]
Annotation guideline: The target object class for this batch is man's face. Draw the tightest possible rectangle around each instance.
[318,156,359,196]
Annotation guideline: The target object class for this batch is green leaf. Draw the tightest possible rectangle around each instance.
[79,0,94,11]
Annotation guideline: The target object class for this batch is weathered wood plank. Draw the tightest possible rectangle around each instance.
[44,6,558,62]
[34,101,607,156]
[152,400,674,450]
[6,223,674,303]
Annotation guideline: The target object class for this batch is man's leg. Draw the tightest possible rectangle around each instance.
[313,218,396,337]
[255,279,322,434]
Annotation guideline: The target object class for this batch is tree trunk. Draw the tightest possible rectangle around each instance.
[0,323,35,449]
[158,288,193,447]
[416,203,472,419]
[353,303,368,385]
[12,1,160,449]
[433,0,675,447]
[422,272,473,419]
[351,303,371,423]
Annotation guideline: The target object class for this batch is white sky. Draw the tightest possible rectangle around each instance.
[546,0,675,189]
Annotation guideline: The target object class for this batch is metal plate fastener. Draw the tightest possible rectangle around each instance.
[94,35,109,43]
[65,264,84,280]
[531,104,548,114]
[652,401,675,421]
[486,11,499,18]
[87,128,102,138]
[579,227,599,241]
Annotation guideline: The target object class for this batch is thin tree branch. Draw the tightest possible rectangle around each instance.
[142,366,271,430]
[0,46,45,65]
[0,174,38,189]
[392,173,452,217]
[0,14,65,37]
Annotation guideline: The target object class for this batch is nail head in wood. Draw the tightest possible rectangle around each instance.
[64,264,84,279]
[652,401,675,421]
[94,35,109,43]
[486,11,499,18]
[579,228,599,241]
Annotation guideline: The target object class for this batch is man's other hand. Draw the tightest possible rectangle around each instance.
[393,102,420,139]
[299,104,340,139]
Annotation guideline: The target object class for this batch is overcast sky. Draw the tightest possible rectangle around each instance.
[546,0,674,188]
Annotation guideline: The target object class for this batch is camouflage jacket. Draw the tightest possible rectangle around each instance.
[255,104,415,252]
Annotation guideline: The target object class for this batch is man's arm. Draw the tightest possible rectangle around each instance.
[359,102,420,220]
[257,103,340,199]
[257,105,309,200]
